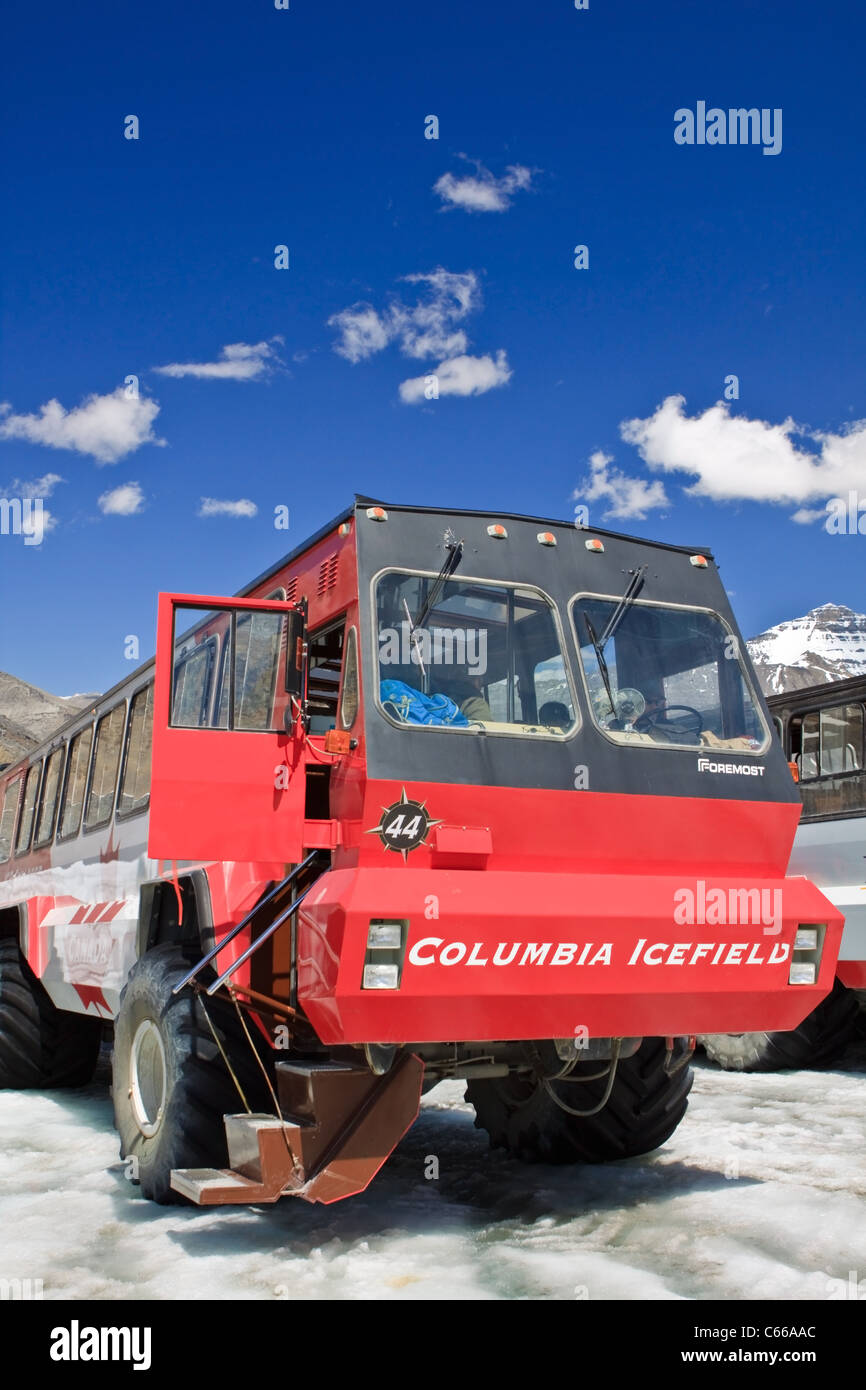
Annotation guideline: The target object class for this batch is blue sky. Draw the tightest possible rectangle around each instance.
[1,0,864,695]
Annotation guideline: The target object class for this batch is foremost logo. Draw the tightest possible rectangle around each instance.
[50,1321,152,1371]
[698,758,765,777]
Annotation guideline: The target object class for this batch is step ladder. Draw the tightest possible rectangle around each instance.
[170,1052,424,1206]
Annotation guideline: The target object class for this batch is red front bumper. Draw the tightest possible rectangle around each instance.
[296,868,843,1044]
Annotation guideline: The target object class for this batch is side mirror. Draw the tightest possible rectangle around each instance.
[284,608,306,699]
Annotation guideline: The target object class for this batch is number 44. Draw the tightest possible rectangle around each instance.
[386,814,423,838]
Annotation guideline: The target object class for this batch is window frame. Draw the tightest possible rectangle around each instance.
[171,632,218,730]
[340,624,360,730]
[370,567,581,742]
[0,776,24,863]
[116,681,154,822]
[82,702,128,834]
[57,723,95,843]
[33,744,67,849]
[14,761,43,857]
[568,591,771,756]
[793,702,865,783]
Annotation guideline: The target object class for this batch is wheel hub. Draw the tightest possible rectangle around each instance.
[129,1019,167,1138]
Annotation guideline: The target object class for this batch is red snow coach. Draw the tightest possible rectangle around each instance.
[0,499,844,1206]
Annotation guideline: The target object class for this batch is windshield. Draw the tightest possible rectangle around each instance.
[375,571,576,736]
[573,597,768,752]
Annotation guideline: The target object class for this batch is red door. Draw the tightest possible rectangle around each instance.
[148,593,307,864]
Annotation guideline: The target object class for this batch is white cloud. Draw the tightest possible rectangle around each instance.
[327,306,391,364]
[329,268,481,363]
[399,351,512,404]
[0,389,162,464]
[434,158,533,213]
[198,497,257,518]
[790,507,827,525]
[99,482,145,516]
[620,395,866,506]
[1,475,63,537]
[10,472,64,498]
[154,338,283,381]
[576,450,669,520]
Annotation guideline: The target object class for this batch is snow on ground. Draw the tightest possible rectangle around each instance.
[1,1041,865,1301]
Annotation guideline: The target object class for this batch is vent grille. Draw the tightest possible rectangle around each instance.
[285,576,299,603]
[317,554,339,595]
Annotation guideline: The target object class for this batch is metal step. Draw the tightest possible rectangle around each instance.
[169,1166,271,1204]
[170,1054,424,1206]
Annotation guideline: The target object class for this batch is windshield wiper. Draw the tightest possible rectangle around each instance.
[402,598,426,680]
[598,564,648,649]
[583,613,617,720]
[412,529,464,632]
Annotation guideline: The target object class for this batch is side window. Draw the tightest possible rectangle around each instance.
[214,611,285,731]
[84,705,126,831]
[15,763,41,855]
[0,780,22,862]
[34,746,66,848]
[59,726,94,838]
[172,644,214,728]
[118,684,153,816]
[821,703,863,775]
[172,604,288,733]
[232,612,281,730]
[308,623,344,734]
[795,705,863,780]
[340,627,359,729]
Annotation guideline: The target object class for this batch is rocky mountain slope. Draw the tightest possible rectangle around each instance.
[0,672,95,766]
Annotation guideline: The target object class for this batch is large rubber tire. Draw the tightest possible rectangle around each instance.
[0,936,102,1088]
[111,945,275,1204]
[466,1038,693,1164]
[699,978,860,1072]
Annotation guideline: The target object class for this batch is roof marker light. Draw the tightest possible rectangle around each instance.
[487,524,508,539]
[689,554,708,568]
[366,507,388,522]
[537,531,557,546]
[338,522,352,537]
[585,537,605,553]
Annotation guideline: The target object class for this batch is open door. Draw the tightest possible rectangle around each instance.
[148,593,307,864]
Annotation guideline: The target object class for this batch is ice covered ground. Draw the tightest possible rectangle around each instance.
[1,1040,865,1301]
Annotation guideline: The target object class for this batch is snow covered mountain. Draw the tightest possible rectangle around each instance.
[747,604,866,696]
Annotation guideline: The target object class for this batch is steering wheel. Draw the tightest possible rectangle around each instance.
[634,704,704,740]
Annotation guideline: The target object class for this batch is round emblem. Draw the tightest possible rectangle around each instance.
[366,789,441,861]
